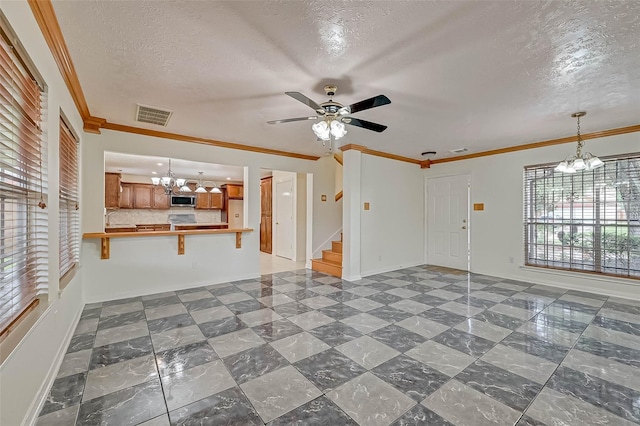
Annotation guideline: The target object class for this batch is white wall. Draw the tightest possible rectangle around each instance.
[313,156,343,255]
[360,154,425,276]
[0,2,85,425]
[424,131,640,299]
[296,173,307,262]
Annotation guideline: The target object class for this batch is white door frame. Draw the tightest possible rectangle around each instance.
[273,176,295,260]
[424,174,471,271]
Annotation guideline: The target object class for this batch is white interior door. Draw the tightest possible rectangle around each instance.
[427,175,470,270]
[275,179,294,260]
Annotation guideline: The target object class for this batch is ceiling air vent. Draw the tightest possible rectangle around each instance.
[449,147,468,154]
[135,104,173,126]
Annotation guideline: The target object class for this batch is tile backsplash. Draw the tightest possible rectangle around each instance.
[105,208,222,225]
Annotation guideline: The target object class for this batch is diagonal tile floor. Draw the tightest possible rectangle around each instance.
[37,266,640,425]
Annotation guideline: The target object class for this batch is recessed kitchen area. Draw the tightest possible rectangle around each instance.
[104,152,246,232]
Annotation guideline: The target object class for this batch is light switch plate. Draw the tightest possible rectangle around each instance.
[364,202,370,210]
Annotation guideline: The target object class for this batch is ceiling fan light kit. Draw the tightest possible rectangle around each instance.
[268,84,391,145]
[555,112,604,174]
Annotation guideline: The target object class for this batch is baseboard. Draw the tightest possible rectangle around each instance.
[23,306,83,426]
[361,261,424,278]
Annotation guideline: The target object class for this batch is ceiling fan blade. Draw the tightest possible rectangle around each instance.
[267,116,318,124]
[345,94,391,114]
[285,92,323,112]
[342,117,388,133]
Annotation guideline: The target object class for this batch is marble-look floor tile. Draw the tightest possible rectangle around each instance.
[216,291,253,305]
[288,310,335,330]
[419,308,467,327]
[599,308,640,325]
[272,283,303,293]
[137,414,170,425]
[36,405,79,426]
[438,301,484,318]
[423,379,521,426]
[237,308,283,327]
[548,366,640,424]
[582,324,640,351]
[368,306,413,323]
[406,341,475,377]
[183,297,223,312]
[300,295,338,309]
[76,379,166,426]
[150,324,206,352]
[142,295,181,310]
[241,365,322,423]
[252,318,304,342]
[542,304,595,323]
[433,328,496,358]
[368,291,404,305]
[74,318,99,336]
[161,359,236,411]
[346,286,381,298]
[267,396,357,426]
[426,289,463,301]
[178,290,215,303]
[576,336,640,369]
[327,372,416,426]
[337,335,400,369]
[97,311,147,331]
[89,335,153,370]
[369,324,426,352]
[270,331,330,363]
[189,305,234,324]
[455,295,498,309]
[500,332,569,363]
[144,303,187,321]
[593,315,640,337]
[67,332,96,354]
[526,387,636,426]
[39,372,86,416]
[473,310,524,330]
[257,293,296,307]
[455,360,541,411]
[223,344,290,384]
[94,321,149,347]
[340,312,391,334]
[168,386,262,426]
[155,340,218,377]
[470,290,509,303]
[197,315,248,339]
[80,308,102,321]
[141,291,176,301]
[226,299,268,314]
[389,299,430,314]
[390,404,454,426]
[308,322,363,347]
[344,297,384,312]
[100,301,144,318]
[481,344,558,385]
[372,354,449,401]
[147,313,195,334]
[489,303,536,321]
[454,318,512,342]
[318,303,362,320]
[315,276,342,285]
[102,296,141,307]
[516,321,579,348]
[530,312,589,334]
[396,315,449,339]
[208,328,265,358]
[514,414,546,426]
[271,301,314,318]
[294,348,367,392]
[56,349,91,378]
[83,354,157,402]
[559,293,606,308]
[386,287,420,299]
[563,349,640,392]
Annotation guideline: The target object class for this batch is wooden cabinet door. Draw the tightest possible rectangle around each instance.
[260,177,272,253]
[210,193,223,209]
[153,190,169,209]
[119,183,133,208]
[195,192,210,209]
[227,184,243,199]
[133,185,153,209]
[105,173,121,208]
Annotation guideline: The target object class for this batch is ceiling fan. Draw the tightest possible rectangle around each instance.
[267,85,391,141]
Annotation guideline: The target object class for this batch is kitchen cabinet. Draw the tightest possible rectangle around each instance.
[153,190,169,209]
[260,177,272,253]
[136,224,170,232]
[119,183,133,208]
[105,173,121,209]
[133,185,153,209]
[224,184,243,200]
[195,191,223,210]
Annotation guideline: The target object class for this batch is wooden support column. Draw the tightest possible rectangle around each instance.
[178,234,185,255]
[236,232,242,249]
[101,237,110,259]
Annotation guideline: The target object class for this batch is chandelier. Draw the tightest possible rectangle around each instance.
[312,119,347,141]
[151,159,187,194]
[555,112,604,174]
[180,172,222,194]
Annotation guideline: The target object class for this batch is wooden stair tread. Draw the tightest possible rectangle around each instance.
[312,258,341,267]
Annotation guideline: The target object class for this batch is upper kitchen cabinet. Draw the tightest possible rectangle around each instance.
[118,182,169,210]
[153,190,170,209]
[105,173,121,209]
[195,191,223,210]
[223,184,243,200]
[119,183,133,208]
[133,185,153,209]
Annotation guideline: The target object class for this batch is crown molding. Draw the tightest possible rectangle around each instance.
[102,121,320,161]
[341,144,421,165]
[83,116,107,134]
[422,123,640,167]
[28,0,91,120]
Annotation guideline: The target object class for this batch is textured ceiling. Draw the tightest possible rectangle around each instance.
[53,1,640,159]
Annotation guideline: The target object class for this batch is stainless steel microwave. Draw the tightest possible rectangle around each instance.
[170,195,195,207]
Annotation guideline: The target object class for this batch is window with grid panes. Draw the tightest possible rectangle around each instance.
[0,28,48,335]
[524,153,640,279]
[59,118,78,279]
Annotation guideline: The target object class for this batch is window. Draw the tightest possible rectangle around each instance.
[0,30,47,335]
[59,118,78,279]
[524,154,640,279]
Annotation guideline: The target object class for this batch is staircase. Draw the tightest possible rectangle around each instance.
[311,233,342,278]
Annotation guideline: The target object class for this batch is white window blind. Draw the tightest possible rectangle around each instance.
[0,31,47,335]
[59,118,78,279]
[524,153,640,279]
